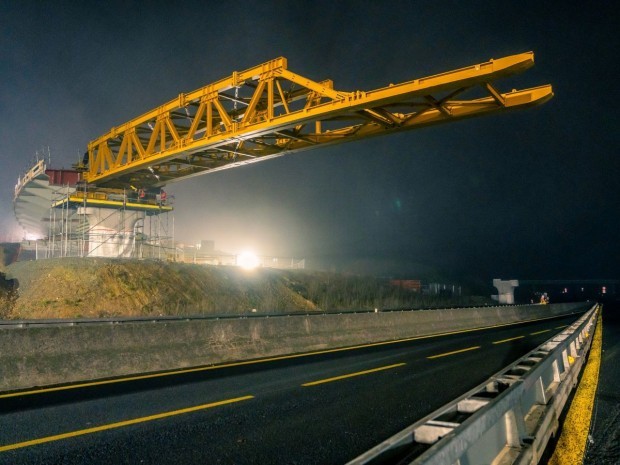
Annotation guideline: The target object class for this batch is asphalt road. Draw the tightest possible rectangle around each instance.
[0,312,583,465]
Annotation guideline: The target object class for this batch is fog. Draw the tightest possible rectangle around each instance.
[1,1,618,280]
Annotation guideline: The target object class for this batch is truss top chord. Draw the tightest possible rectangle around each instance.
[83,52,552,189]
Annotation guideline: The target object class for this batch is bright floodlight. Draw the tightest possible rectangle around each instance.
[237,251,260,270]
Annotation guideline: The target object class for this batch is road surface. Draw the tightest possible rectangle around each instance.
[0,312,582,465]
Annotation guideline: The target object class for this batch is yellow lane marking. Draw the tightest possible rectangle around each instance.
[0,312,581,400]
[302,363,406,387]
[530,329,552,336]
[427,346,481,359]
[0,395,254,453]
[555,325,568,329]
[492,335,525,345]
[549,314,602,464]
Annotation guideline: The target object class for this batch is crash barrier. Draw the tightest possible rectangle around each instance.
[348,303,599,465]
[0,302,589,392]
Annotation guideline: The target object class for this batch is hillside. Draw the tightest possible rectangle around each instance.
[0,258,492,319]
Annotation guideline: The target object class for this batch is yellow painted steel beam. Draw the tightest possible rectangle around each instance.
[52,195,172,212]
[83,52,553,188]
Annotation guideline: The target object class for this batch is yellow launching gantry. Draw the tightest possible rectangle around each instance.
[80,52,552,189]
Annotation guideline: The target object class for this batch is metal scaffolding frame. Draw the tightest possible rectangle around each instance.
[45,185,174,260]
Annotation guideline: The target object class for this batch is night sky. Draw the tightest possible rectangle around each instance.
[0,0,617,281]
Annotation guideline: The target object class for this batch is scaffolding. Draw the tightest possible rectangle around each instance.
[141,208,176,260]
[45,184,174,260]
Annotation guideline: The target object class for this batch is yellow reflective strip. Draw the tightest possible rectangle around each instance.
[0,395,254,453]
[427,346,481,359]
[549,316,602,464]
[302,363,406,387]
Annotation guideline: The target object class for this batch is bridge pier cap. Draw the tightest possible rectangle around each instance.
[492,279,520,304]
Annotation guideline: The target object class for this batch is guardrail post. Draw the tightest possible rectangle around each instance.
[569,340,578,358]
[552,359,561,383]
[560,349,570,376]
[505,404,528,447]
[534,376,548,404]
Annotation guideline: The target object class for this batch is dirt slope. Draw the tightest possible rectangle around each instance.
[0,258,491,319]
[1,258,318,319]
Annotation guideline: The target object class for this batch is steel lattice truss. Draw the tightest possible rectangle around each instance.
[84,52,553,188]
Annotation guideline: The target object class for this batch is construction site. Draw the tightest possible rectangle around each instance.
[10,52,551,267]
[13,158,175,261]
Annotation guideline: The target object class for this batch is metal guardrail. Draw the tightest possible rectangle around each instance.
[348,303,599,465]
[0,303,531,329]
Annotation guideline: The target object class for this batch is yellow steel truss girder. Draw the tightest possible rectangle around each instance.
[84,52,552,188]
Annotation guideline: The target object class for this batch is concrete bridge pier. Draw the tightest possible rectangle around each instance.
[78,206,145,258]
[493,279,519,304]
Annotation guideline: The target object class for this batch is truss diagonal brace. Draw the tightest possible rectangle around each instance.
[84,52,552,188]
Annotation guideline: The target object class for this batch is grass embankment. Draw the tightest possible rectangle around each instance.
[0,258,491,319]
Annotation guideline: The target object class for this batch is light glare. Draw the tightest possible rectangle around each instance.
[237,251,259,270]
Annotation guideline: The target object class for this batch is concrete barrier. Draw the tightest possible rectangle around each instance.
[0,302,590,392]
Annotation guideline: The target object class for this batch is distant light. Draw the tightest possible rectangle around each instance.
[237,251,259,270]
